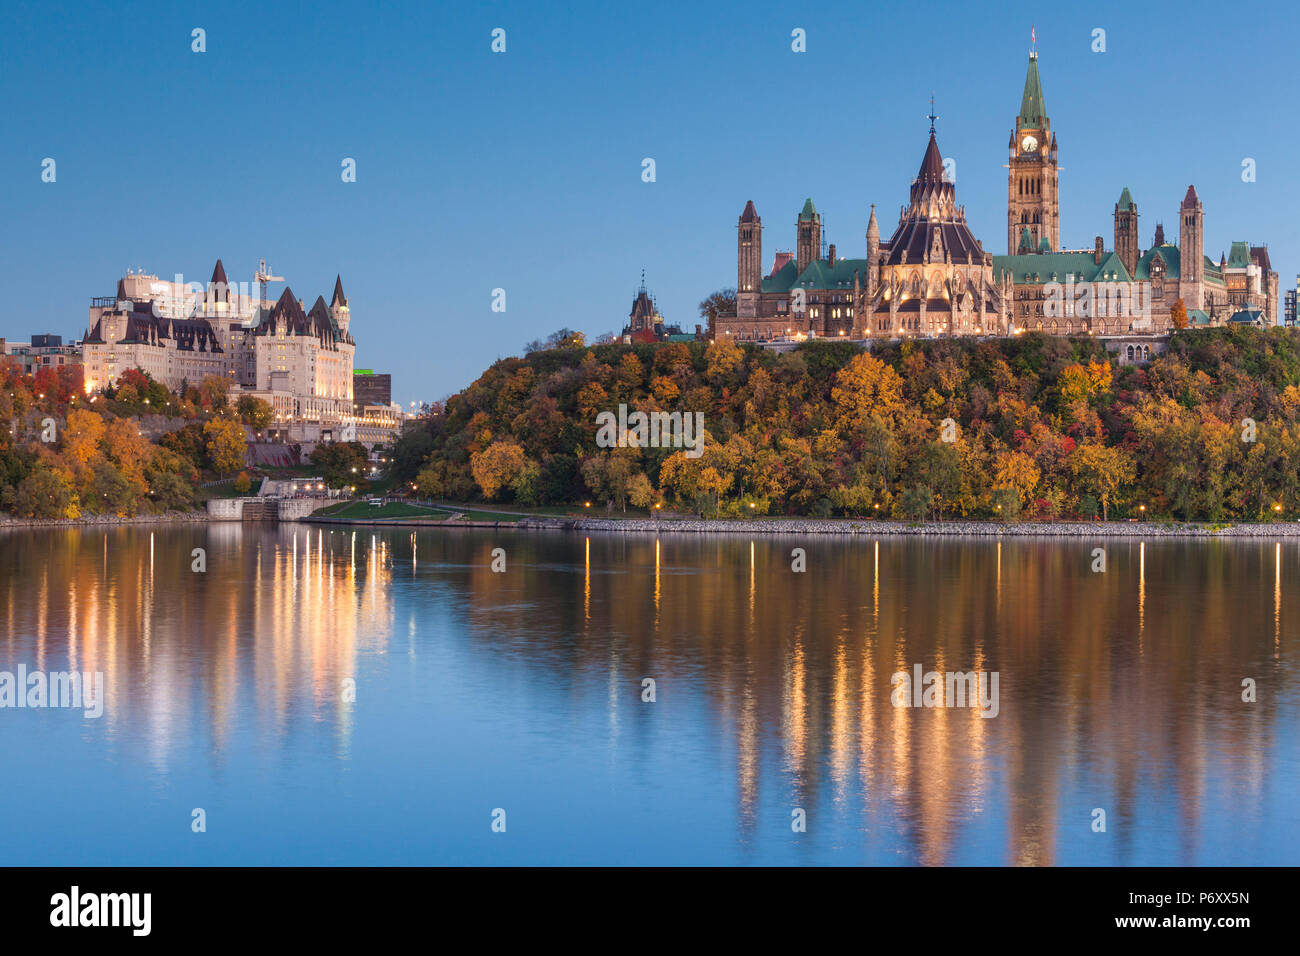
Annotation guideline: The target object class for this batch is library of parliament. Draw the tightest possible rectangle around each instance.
[717,44,1279,341]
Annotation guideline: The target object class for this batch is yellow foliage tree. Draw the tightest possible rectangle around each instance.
[470,440,527,500]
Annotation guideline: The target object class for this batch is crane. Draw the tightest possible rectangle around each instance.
[254,258,283,322]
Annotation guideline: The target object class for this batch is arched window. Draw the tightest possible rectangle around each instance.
[1143,345,1151,360]
[1127,345,1134,360]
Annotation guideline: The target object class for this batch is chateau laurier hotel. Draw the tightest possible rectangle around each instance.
[81,262,398,443]
[719,44,1279,341]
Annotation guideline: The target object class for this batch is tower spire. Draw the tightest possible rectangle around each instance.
[927,92,937,134]
[1030,25,1037,59]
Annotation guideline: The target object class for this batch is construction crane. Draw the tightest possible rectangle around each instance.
[254,258,283,323]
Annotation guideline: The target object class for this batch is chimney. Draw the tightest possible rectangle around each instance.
[1094,236,1104,265]
[828,243,837,265]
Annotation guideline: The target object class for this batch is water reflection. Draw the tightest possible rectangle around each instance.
[0,527,1294,865]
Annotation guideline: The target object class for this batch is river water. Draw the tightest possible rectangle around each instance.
[1,525,1296,865]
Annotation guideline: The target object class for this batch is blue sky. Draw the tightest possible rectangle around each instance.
[3,0,1297,404]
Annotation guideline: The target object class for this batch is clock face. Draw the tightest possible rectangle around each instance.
[1021,134,1039,152]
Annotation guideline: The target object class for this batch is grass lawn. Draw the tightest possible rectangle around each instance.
[313,500,452,520]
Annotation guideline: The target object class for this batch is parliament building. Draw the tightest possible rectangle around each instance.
[717,45,1278,341]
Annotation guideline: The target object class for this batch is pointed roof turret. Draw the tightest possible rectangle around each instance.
[331,274,347,307]
[1116,187,1134,211]
[1017,52,1049,130]
[915,132,945,186]
[1182,184,1200,207]
[210,259,228,286]
[867,204,879,240]
[740,200,759,223]
[798,198,819,222]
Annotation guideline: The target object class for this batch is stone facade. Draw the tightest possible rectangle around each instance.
[82,261,359,431]
[717,45,1279,341]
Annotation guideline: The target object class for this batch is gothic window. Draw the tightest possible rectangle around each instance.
[1127,346,1135,360]
[1143,345,1151,360]
[911,275,920,295]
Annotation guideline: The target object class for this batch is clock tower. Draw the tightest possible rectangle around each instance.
[1007,38,1058,253]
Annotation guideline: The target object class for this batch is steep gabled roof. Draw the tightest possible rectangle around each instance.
[1182,184,1200,207]
[1093,251,1133,282]
[1226,241,1252,269]
[761,258,798,293]
[798,198,818,222]
[792,257,869,290]
[1116,187,1134,211]
[331,274,347,307]
[1132,245,1181,280]
[739,200,759,224]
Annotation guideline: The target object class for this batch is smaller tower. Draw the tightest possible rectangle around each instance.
[330,275,350,336]
[1114,187,1138,276]
[796,198,821,275]
[737,201,762,294]
[205,259,231,315]
[1179,185,1204,310]
[866,204,880,297]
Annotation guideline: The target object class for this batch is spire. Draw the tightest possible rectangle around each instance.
[798,198,818,222]
[739,200,758,223]
[867,204,879,240]
[1018,49,1048,129]
[210,259,228,287]
[331,274,347,307]
[915,131,945,186]
[927,93,938,134]
[1116,186,1134,211]
[1182,184,1200,207]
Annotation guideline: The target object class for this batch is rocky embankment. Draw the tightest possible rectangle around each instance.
[0,511,208,530]
[520,517,1300,537]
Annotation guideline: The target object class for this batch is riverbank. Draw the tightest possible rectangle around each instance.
[530,516,1300,537]
[298,511,1300,537]
[0,511,208,530]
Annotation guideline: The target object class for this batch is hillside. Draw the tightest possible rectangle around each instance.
[396,327,1300,522]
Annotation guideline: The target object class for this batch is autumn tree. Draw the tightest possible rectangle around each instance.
[204,418,247,476]
[470,440,528,500]
[1067,442,1135,521]
[1171,298,1190,331]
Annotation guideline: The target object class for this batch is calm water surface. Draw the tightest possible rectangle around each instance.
[1,525,1297,865]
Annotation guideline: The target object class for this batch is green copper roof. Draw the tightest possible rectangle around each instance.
[1017,54,1048,129]
[793,257,868,289]
[1116,187,1134,211]
[1038,236,1051,252]
[1133,245,1181,280]
[798,198,819,222]
[1188,309,1212,326]
[992,252,1100,285]
[761,259,798,293]
[760,256,867,293]
[1226,241,1252,268]
[1093,251,1133,282]
[1018,227,1034,253]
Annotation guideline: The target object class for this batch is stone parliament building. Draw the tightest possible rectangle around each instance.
[717,45,1278,342]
